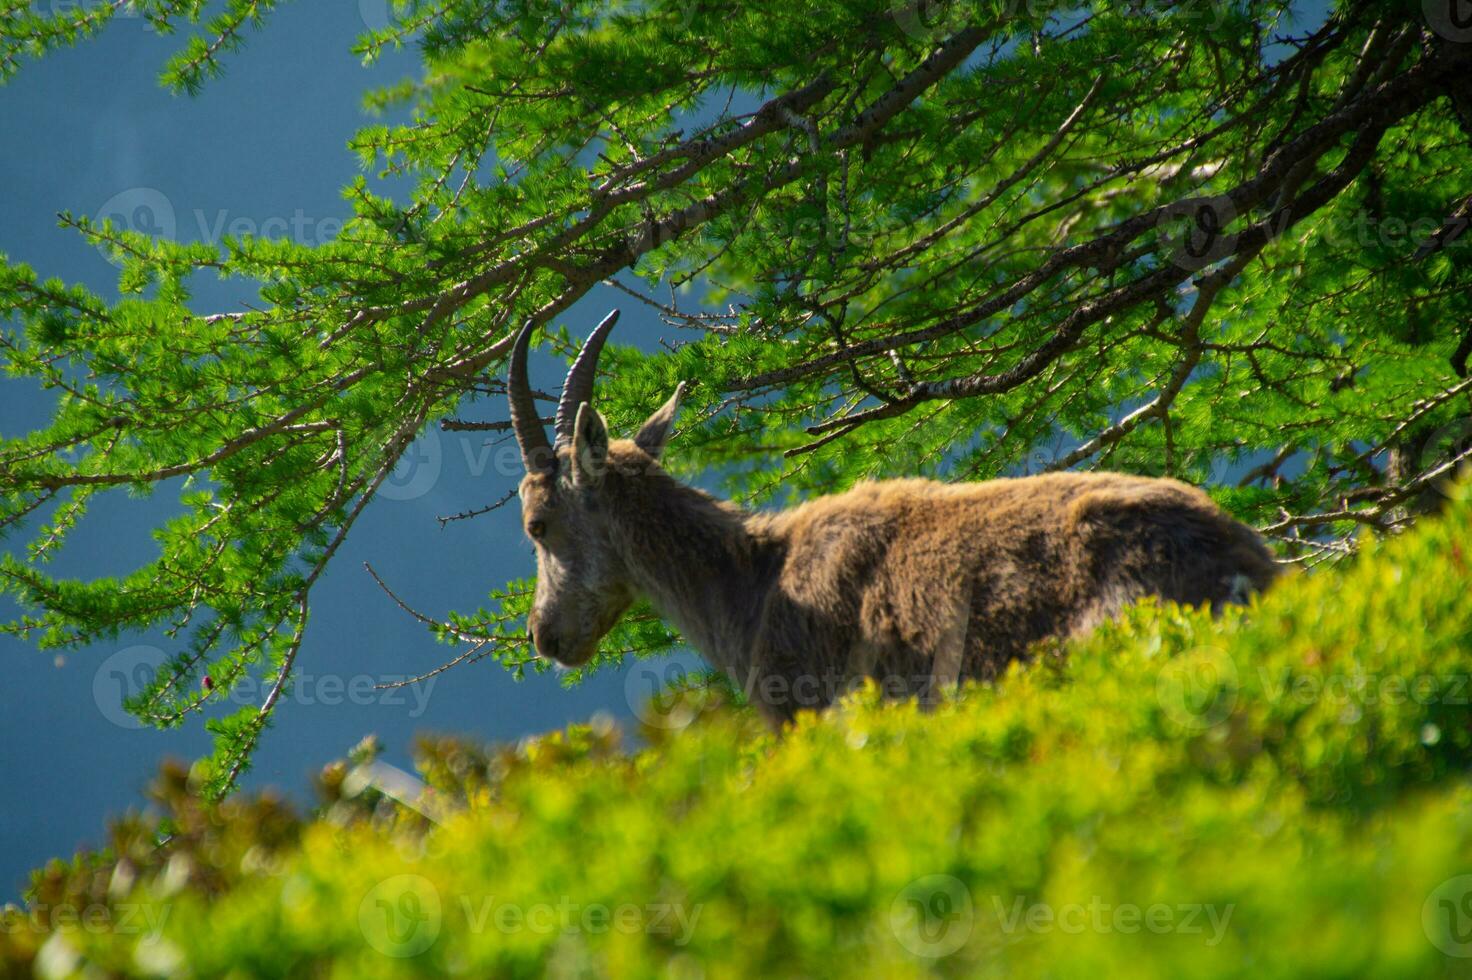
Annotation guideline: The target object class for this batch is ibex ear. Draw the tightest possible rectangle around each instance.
[633,381,685,461]
[571,401,608,487]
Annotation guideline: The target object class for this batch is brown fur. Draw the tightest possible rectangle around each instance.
[520,439,1279,727]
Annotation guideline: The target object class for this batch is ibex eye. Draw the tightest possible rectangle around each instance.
[527,520,546,539]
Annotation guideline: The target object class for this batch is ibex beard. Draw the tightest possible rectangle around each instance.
[505,310,1280,728]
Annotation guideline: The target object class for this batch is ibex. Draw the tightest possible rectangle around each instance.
[506,310,1279,725]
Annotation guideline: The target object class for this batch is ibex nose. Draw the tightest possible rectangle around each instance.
[529,617,558,660]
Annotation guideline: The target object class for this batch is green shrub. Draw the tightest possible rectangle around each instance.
[6,489,1472,978]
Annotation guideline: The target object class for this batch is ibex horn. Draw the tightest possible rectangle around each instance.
[507,318,556,475]
[554,309,620,448]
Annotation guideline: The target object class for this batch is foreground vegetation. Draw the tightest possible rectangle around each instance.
[5,488,1472,977]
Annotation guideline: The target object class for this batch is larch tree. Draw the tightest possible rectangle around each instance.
[2,0,1470,792]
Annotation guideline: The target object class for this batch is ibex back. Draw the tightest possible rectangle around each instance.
[506,311,1279,726]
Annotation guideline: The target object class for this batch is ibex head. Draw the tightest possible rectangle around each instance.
[507,310,684,667]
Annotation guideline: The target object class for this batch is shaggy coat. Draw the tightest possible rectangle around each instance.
[521,443,1278,725]
[506,312,1280,727]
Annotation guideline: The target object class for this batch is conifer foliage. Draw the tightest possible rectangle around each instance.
[3,1,1471,788]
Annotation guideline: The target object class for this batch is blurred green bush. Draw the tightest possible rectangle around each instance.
[5,489,1472,978]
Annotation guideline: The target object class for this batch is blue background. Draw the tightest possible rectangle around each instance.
[0,4,694,898]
